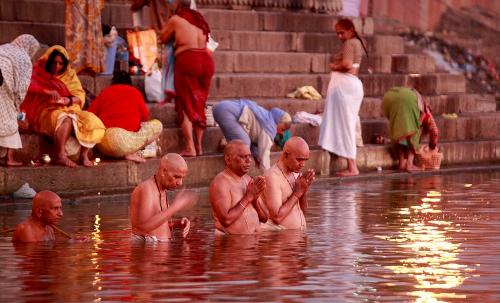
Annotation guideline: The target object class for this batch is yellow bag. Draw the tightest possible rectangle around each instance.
[126,29,158,72]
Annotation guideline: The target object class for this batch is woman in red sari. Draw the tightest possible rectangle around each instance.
[21,46,105,167]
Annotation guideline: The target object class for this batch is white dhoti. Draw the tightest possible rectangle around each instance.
[319,72,364,159]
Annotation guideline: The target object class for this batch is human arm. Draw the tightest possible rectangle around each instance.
[264,169,314,224]
[209,176,265,227]
[426,114,439,150]
[251,178,269,223]
[297,169,314,214]
[330,40,355,72]
[159,17,176,44]
[131,186,196,234]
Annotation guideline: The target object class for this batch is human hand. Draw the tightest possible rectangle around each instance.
[245,176,266,201]
[53,97,70,105]
[180,217,190,238]
[44,89,61,101]
[294,169,315,198]
[170,189,198,213]
[18,119,29,131]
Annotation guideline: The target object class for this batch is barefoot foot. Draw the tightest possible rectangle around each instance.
[125,153,146,163]
[54,156,78,168]
[180,149,196,158]
[406,164,423,173]
[6,159,23,167]
[336,169,359,177]
[81,158,93,167]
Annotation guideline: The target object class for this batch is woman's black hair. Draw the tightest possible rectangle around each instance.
[112,70,133,86]
[102,24,111,36]
[45,49,69,75]
[336,18,369,58]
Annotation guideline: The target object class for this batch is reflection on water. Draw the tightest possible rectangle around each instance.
[0,171,499,302]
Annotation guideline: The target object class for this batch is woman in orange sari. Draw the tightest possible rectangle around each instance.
[20,46,105,167]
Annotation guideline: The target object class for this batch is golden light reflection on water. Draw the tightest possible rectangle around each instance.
[91,214,103,302]
[379,191,473,302]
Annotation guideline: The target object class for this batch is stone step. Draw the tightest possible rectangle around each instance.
[0,1,373,34]
[0,19,397,54]
[209,73,465,98]
[148,93,496,126]
[214,52,434,74]
[212,30,402,54]
[3,139,500,196]
[80,72,466,100]
[12,112,500,164]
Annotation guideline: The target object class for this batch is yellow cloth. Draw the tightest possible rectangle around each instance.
[287,86,322,100]
[40,45,86,104]
[37,46,105,150]
[97,119,163,158]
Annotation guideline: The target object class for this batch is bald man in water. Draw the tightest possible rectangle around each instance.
[263,137,315,230]
[12,191,63,242]
[209,140,268,235]
[130,153,197,242]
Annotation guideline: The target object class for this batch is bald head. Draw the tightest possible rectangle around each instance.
[283,136,309,155]
[224,140,252,175]
[281,136,310,173]
[31,190,63,224]
[224,140,248,157]
[32,191,60,212]
[160,153,187,172]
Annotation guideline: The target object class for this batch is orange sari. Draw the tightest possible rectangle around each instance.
[20,46,105,153]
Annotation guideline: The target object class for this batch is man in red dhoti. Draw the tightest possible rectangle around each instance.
[160,0,215,157]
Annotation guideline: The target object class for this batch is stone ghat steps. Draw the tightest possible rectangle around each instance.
[80,72,466,101]
[0,1,373,35]
[209,73,466,98]
[0,19,399,53]
[2,140,499,196]
[12,112,500,164]
[150,93,496,126]
[214,51,436,74]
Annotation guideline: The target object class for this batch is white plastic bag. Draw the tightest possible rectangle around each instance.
[145,69,162,102]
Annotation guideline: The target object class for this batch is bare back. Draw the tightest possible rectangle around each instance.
[209,172,261,234]
[264,165,306,230]
[130,178,172,240]
[168,15,207,56]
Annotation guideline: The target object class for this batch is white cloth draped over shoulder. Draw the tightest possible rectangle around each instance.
[319,71,364,159]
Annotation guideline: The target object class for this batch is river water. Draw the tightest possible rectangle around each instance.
[0,171,499,302]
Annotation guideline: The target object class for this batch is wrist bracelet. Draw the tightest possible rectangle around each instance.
[239,202,247,209]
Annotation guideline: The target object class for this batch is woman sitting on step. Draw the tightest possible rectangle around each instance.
[88,71,163,163]
[382,87,439,172]
[20,46,105,168]
[213,99,292,172]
